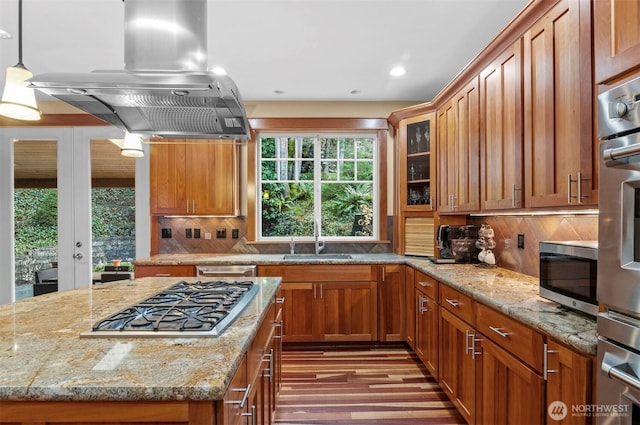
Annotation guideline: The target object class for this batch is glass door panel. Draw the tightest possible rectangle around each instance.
[14,140,59,300]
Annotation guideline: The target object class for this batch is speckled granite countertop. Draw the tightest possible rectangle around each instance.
[135,253,598,355]
[0,276,281,401]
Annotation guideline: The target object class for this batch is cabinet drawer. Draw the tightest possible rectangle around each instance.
[439,284,474,325]
[415,270,437,299]
[134,265,196,277]
[476,303,544,372]
[259,265,376,282]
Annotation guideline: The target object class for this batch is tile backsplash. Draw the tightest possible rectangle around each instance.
[468,214,598,277]
[157,216,394,255]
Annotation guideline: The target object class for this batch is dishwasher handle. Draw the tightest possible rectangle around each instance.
[196,265,257,277]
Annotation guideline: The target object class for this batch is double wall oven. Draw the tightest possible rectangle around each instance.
[597,75,640,424]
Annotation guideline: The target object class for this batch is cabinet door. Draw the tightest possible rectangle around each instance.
[405,267,416,349]
[594,0,640,84]
[321,281,378,342]
[378,264,405,342]
[398,113,436,212]
[478,338,544,425]
[524,0,594,208]
[480,39,523,211]
[218,356,249,425]
[280,282,315,342]
[133,265,196,278]
[439,308,476,424]
[438,79,481,214]
[188,143,238,215]
[149,143,188,215]
[416,291,438,379]
[546,340,592,425]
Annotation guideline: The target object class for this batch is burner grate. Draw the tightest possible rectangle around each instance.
[89,280,258,337]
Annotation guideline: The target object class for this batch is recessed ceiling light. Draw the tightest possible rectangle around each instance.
[274,90,284,94]
[350,90,360,95]
[390,66,406,77]
[0,29,11,39]
[211,67,226,76]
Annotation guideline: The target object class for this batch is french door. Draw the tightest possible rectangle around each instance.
[0,126,130,304]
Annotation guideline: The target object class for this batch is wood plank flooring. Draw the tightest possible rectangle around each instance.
[274,345,465,425]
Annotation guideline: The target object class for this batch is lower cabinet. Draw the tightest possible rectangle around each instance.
[439,307,477,424]
[378,264,406,342]
[478,337,545,424]
[217,296,280,425]
[415,271,439,379]
[408,267,593,425]
[258,265,378,342]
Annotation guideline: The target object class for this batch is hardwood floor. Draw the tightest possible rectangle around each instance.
[274,344,465,425]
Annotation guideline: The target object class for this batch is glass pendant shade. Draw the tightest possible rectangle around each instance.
[0,65,41,121]
[121,132,144,157]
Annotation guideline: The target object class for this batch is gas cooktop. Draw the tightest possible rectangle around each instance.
[82,280,259,338]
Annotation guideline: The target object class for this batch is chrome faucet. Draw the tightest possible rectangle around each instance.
[289,237,296,255]
[314,220,325,254]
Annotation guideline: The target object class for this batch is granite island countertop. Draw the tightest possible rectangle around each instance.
[0,276,281,402]
[135,253,598,355]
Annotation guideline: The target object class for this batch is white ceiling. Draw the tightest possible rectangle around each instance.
[0,0,529,104]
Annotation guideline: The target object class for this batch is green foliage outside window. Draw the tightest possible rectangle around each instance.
[259,134,376,239]
[14,188,135,255]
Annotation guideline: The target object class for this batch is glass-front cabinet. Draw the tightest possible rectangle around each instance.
[395,111,437,257]
[398,113,435,212]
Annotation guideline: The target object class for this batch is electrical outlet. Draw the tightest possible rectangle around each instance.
[232,229,239,239]
[161,228,172,239]
[216,228,227,239]
[504,238,511,249]
[186,228,192,239]
[204,232,212,240]
[194,228,201,239]
[517,233,525,249]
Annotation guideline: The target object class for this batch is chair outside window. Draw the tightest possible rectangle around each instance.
[34,268,58,296]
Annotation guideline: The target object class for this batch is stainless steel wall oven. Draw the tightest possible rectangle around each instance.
[597,75,640,424]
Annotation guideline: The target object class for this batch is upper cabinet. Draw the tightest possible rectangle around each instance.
[594,0,640,84]
[398,113,436,212]
[150,141,239,216]
[437,78,481,214]
[479,42,523,212]
[523,0,595,208]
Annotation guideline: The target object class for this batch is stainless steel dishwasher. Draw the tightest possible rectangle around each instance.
[195,265,257,278]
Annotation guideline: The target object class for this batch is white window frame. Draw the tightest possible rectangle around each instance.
[256,132,379,242]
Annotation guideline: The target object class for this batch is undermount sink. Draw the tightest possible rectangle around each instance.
[282,254,353,261]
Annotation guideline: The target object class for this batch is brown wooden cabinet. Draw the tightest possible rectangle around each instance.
[378,264,405,342]
[479,39,523,211]
[594,0,640,84]
[523,0,595,208]
[477,337,545,425]
[439,307,477,424]
[546,339,593,425]
[405,267,416,350]
[150,141,239,216]
[438,77,481,214]
[415,271,438,379]
[396,111,437,257]
[258,265,378,342]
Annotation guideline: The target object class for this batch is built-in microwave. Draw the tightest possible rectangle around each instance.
[539,241,598,316]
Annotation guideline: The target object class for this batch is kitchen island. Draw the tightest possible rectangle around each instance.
[0,275,281,424]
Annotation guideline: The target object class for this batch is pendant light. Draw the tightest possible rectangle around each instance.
[121,132,144,158]
[0,0,41,121]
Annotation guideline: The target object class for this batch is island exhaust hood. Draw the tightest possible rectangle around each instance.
[28,0,250,140]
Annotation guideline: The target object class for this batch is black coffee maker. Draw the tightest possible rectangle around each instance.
[436,224,480,263]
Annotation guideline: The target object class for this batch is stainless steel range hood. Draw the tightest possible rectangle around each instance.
[28,0,250,140]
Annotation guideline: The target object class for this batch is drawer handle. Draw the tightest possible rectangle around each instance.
[276,297,285,304]
[418,281,432,288]
[228,383,252,408]
[489,326,511,338]
[543,343,559,380]
[155,273,171,277]
[445,298,461,308]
